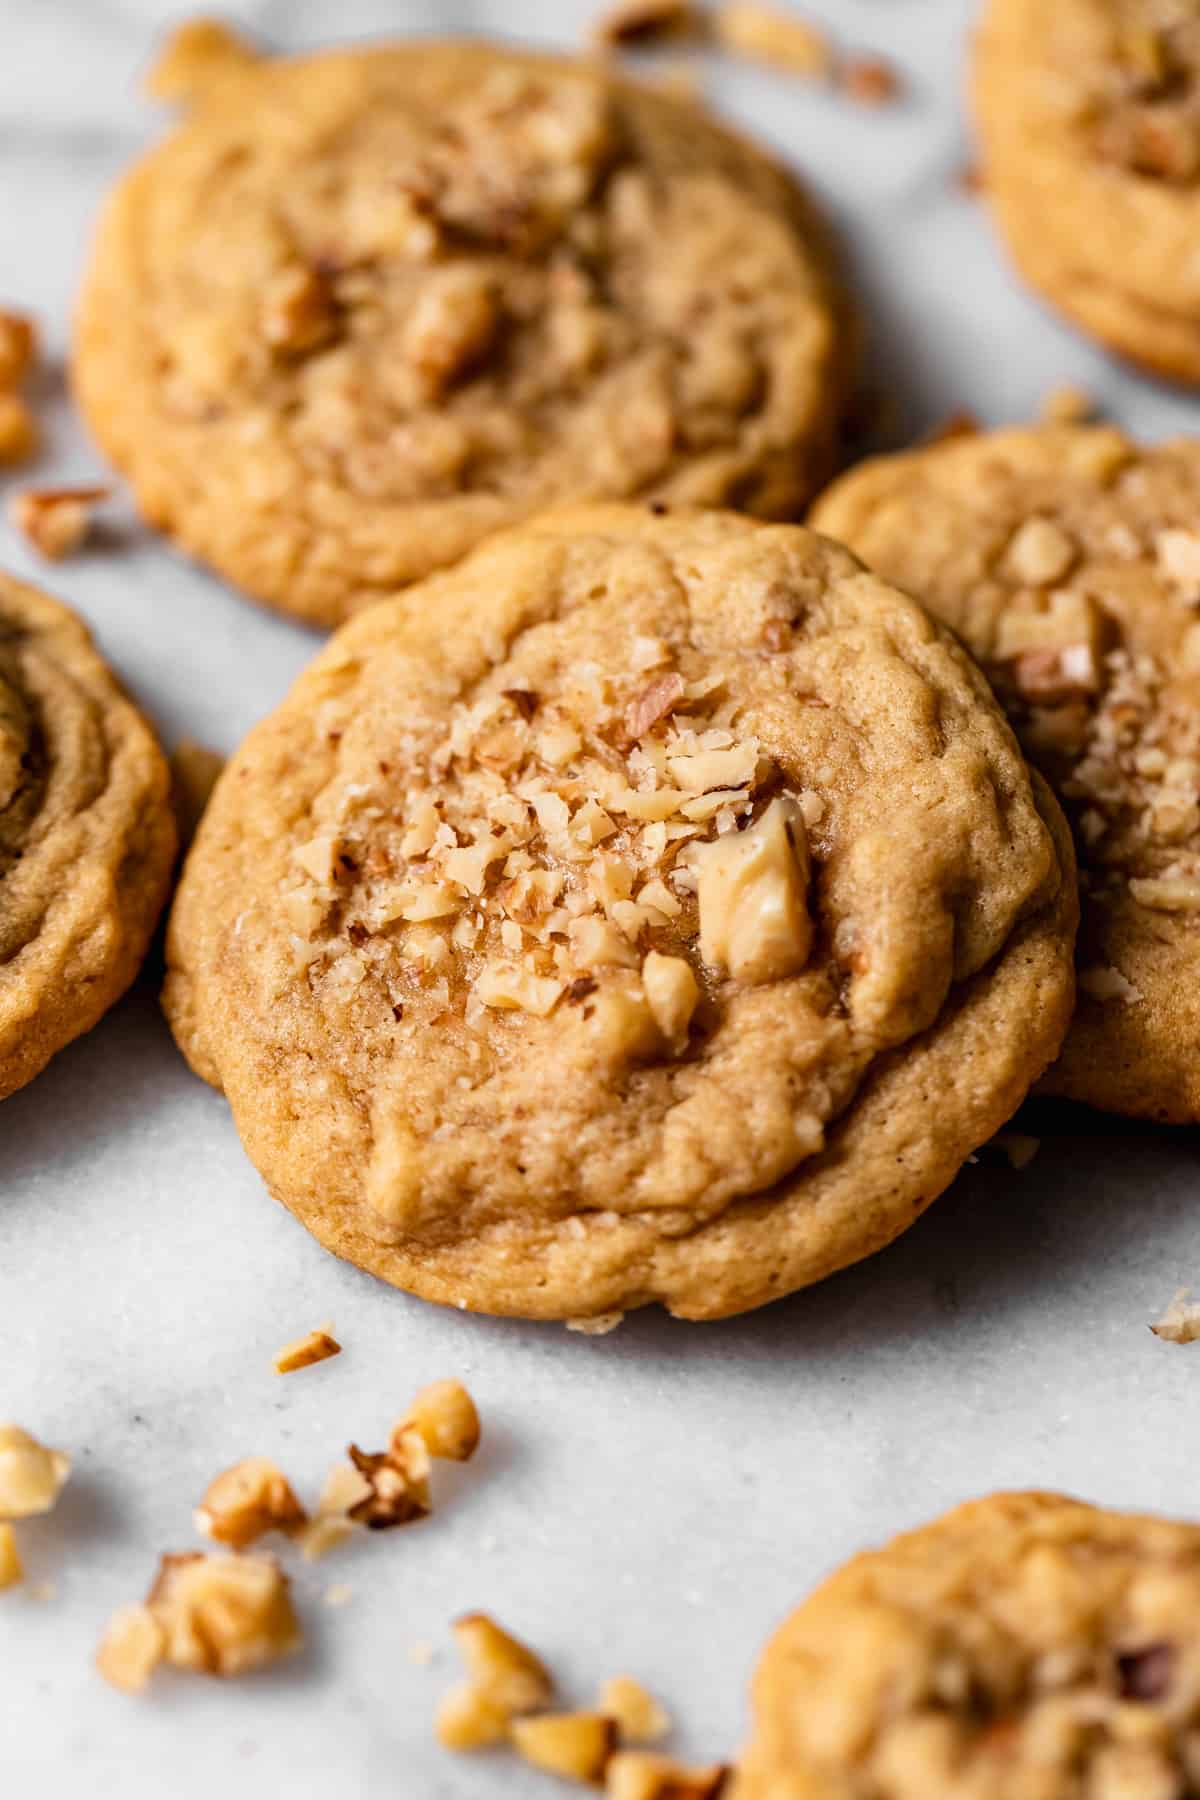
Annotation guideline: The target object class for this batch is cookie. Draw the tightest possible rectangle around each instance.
[732,1490,1200,1800]
[813,422,1200,1122]
[74,23,852,630]
[0,572,176,1098]
[163,504,1075,1322]
[975,0,1200,381]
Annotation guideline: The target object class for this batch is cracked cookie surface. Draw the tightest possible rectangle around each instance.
[0,571,176,1098]
[814,423,1200,1121]
[975,0,1200,381]
[732,1491,1200,1800]
[74,26,851,629]
[163,505,1074,1322]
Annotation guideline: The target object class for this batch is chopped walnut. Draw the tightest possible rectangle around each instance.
[640,951,699,1046]
[436,1682,514,1750]
[1129,872,1200,911]
[145,16,261,103]
[404,269,499,392]
[347,1428,432,1529]
[9,485,108,559]
[511,1711,618,1783]
[401,1380,481,1463]
[599,1676,671,1745]
[475,960,565,1016]
[143,1552,302,1679]
[0,1425,70,1519]
[1039,384,1094,425]
[591,0,700,48]
[1151,1288,1200,1344]
[715,2,831,78]
[626,672,686,742]
[296,1460,370,1561]
[0,1521,22,1590]
[839,53,902,105]
[273,1326,342,1374]
[454,1612,554,1714]
[606,1751,730,1798]
[1002,516,1078,587]
[566,1311,626,1335]
[169,739,224,848]
[194,1457,307,1549]
[0,309,36,389]
[0,394,37,466]
[95,1606,166,1694]
[261,266,339,354]
[695,797,811,985]
[1156,529,1200,601]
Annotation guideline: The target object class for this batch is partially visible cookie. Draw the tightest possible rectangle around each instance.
[814,423,1200,1122]
[975,0,1200,381]
[732,1490,1200,1800]
[0,572,175,1097]
[163,504,1075,1323]
[75,24,852,630]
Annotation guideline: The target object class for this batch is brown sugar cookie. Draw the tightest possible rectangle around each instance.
[163,505,1075,1323]
[732,1491,1200,1800]
[0,572,176,1098]
[975,0,1200,382]
[74,23,852,630]
[814,423,1200,1122]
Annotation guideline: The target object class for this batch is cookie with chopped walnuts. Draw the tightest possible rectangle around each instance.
[731,1491,1200,1800]
[163,504,1075,1322]
[74,22,852,630]
[0,572,175,1100]
[975,0,1200,382]
[814,423,1200,1122]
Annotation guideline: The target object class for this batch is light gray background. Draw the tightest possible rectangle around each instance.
[2,0,1199,1791]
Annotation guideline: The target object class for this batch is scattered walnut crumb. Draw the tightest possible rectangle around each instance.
[591,0,700,48]
[715,2,831,78]
[273,1326,341,1374]
[606,1750,730,1798]
[512,1711,619,1784]
[169,739,225,848]
[695,797,811,985]
[145,16,260,103]
[194,1457,307,1550]
[990,1131,1040,1171]
[348,1428,432,1530]
[567,1311,626,1335]
[95,1605,166,1694]
[401,1380,481,1463]
[0,394,38,467]
[437,1611,556,1748]
[1040,384,1095,425]
[0,1425,71,1519]
[1151,1288,1200,1344]
[599,1676,671,1745]
[1079,964,1141,1004]
[0,1521,22,1590]
[260,265,339,355]
[839,53,902,105]
[9,485,108,559]
[100,1553,301,1691]
[0,310,37,390]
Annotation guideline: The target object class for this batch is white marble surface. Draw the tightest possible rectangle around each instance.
[4,0,1200,1792]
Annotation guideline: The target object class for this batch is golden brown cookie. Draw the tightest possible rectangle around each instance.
[163,504,1075,1323]
[975,0,1200,382]
[74,23,852,630]
[732,1490,1200,1800]
[0,572,176,1098]
[813,423,1200,1122]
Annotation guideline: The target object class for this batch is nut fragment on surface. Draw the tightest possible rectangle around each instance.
[839,53,902,105]
[567,1311,626,1335]
[695,798,812,984]
[511,1710,618,1783]
[273,1326,341,1374]
[599,1675,671,1745]
[296,1460,370,1561]
[260,266,339,355]
[0,394,37,467]
[0,1522,22,1590]
[194,1457,307,1549]
[95,1606,166,1693]
[145,16,260,102]
[0,1425,71,1519]
[145,1551,302,1678]
[1151,1287,1200,1344]
[1002,516,1078,587]
[591,0,700,48]
[437,1611,554,1751]
[715,2,831,78]
[0,309,37,390]
[1039,383,1094,424]
[606,1750,730,1798]
[641,951,699,1045]
[9,485,108,560]
[401,1380,481,1463]
[347,1428,432,1529]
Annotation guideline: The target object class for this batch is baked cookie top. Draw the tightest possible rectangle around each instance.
[164,505,1075,1322]
[74,24,851,629]
[814,423,1200,1121]
[732,1490,1200,1800]
[975,0,1200,379]
[0,572,176,1099]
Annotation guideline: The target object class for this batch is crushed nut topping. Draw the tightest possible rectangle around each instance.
[566,1310,627,1335]
[511,1710,618,1783]
[599,1675,672,1745]
[99,1552,302,1690]
[0,1425,71,1519]
[261,266,340,355]
[347,1429,432,1530]
[1151,1287,1200,1344]
[840,54,903,106]
[194,1457,307,1549]
[1003,516,1079,587]
[437,1612,555,1750]
[273,1326,342,1374]
[9,485,109,560]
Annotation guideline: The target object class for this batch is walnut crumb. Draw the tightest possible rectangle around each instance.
[1151,1288,1200,1344]
[839,53,902,105]
[511,1711,618,1783]
[590,0,700,48]
[606,1750,730,1798]
[0,1425,71,1519]
[0,1521,22,1589]
[0,309,37,389]
[261,266,339,354]
[194,1457,307,1549]
[715,3,832,78]
[437,1613,555,1748]
[273,1327,341,1374]
[1040,384,1095,424]
[401,1380,481,1463]
[100,1553,301,1689]
[9,485,108,559]
[0,394,38,467]
[566,1311,626,1335]
[599,1675,671,1745]
[347,1427,432,1529]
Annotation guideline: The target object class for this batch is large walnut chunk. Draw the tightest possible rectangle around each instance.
[695,798,812,984]
[143,1552,302,1679]
[194,1456,307,1549]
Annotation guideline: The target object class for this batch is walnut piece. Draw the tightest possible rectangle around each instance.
[0,1521,22,1590]
[626,672,686,742]
[591,0,700,48]
[1002,516,1078,587]
[347,1429,432,1529]
[296,1460,370,1561]
[273,1326,342,1374]
[1040,384,1094,424]
[599,1675,672,1745]
[640,951,699,1046]
[401,1380,481,1463]
[606,1750,730,1798]
[455,1611,555,1711]
[0,309,36,389]
[261,266,339,355]
[403,270,499,392]
[0,1425,71,1519]
[715,2,831,78]
[0,394,37,466]
[9,485,108,559]
[511,1710,618,1783]
[95,1606,166,1694]
[194,1457,307,1549]
[695,798,812,984]
[436,1682,514,1750]
[1151,1288,1200,1344]
[134,1552,301,1681]
[840,54,902,105]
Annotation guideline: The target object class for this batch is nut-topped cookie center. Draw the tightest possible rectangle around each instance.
[1086,3,1200,183]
